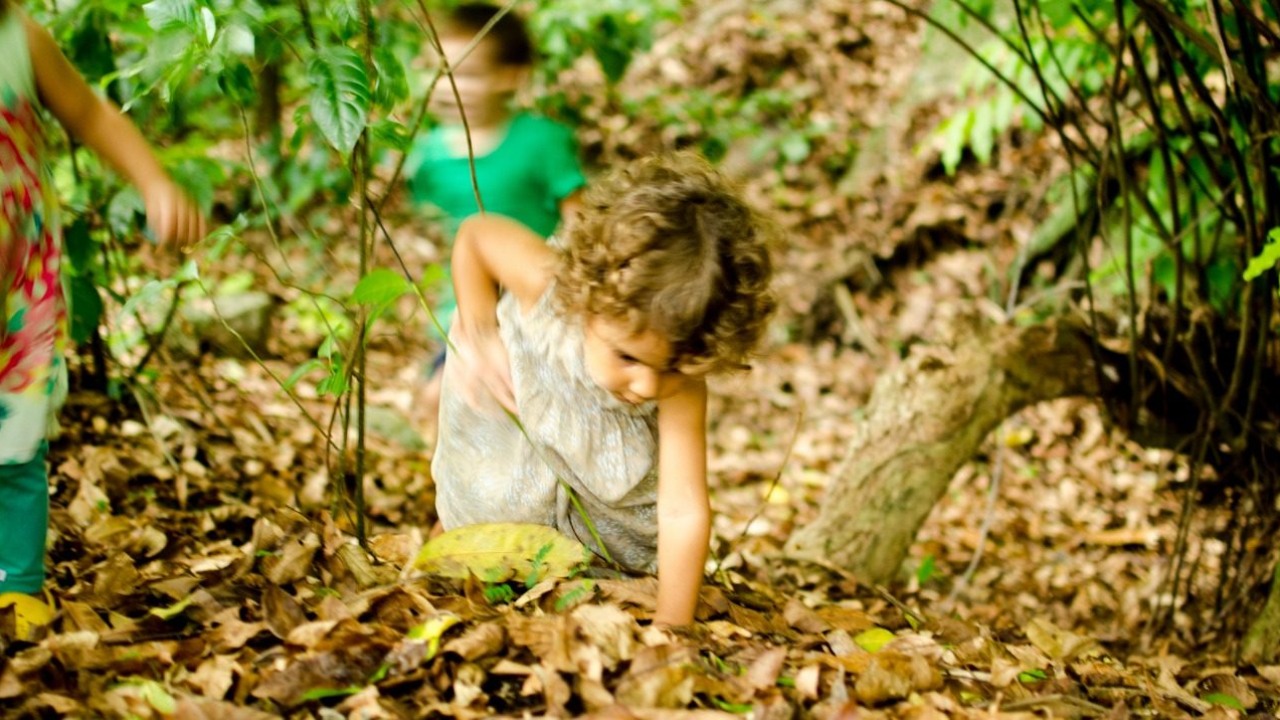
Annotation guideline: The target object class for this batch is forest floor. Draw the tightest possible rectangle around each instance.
[3,1,1277,718]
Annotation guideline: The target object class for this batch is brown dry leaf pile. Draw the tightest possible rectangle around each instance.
[3,0,1278,718]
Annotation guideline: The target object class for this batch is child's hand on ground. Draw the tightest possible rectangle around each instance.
[450,323,517,413]
[142,179,207,250]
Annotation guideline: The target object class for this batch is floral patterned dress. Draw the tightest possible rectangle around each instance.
[0,10,68,465]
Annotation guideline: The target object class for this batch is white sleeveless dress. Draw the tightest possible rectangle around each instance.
[431,284,660,571]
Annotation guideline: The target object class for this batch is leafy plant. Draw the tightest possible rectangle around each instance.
[1243,228,1280,286]
[925,0,1280,646]
[530,0,682,85]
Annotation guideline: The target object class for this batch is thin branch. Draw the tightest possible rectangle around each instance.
[127,279,191,384]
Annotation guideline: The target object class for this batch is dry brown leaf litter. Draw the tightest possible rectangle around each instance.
[2,1,1276,717]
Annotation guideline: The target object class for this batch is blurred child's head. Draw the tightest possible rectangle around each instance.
[429,3,533,126]
[556,153,777,402]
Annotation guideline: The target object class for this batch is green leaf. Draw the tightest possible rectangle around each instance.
[284,358,325,390]
[853,627,897,653]
[1202,692,1245,710]
[199,6,217,45]
[373,46,409,107]
[916,554,937,584]
[307,47,372,155]
[107,187,145,238]
[300,686,362,701]
[415,523,590,582]
[224,21,255,56]
[117,679,177,715]
[63,218,96,273]
[713,698,755,714]
[939,109,974,176]
[218,62,256,107]
[149,596,193,620]
[1018,668,1049,683]
[1042,1,1078,28]
[406,613,461,660]
[68,276,104,344]
[970,100,995,166]
[68,9,120,93]
[1206,256,1240,313]
[1243,228,1280,281]
[780,132,811,164]
[352,268,411,306]
[143,0,198,33]
[369,119,412,153]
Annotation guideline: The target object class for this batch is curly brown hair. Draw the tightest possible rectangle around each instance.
[555,153,777,374]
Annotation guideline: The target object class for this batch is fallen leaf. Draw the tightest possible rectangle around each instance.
[407,612,462,660]
[1197,673,1257,710]
[854,627,896,653]
[185,654,239,700]
[208,619,268,653]
[508,614,575,672]
[0,668,23,699]
[746,647,788,690]
[1024,617,1099,662]
[252,641,390,707]
[597,578,659,611]
[1084,527,1159,547]
[30,693,84,715]
[572,604,639,669]
[262,585,307,639]
[795,664,822,699]
[337,685,396,719]
[615,643,697,708]
[855,652,939,704]
[263,532,321,585]
[816,605,876,633]
[784,597,831,634]
[414,523,589,582]
[442,621,506,661]
[172,698,277,720]
[285,619,340,648]
[368,532,421,568]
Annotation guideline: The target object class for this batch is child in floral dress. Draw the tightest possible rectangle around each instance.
[0,0,206,637]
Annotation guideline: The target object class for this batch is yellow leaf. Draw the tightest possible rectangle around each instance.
[1003,426,1035,447]
[854,627,897,653]
[149,596,193,620]
[414,523,589,583]
[408,613,462,660]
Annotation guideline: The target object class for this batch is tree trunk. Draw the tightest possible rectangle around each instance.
[784,317,1097,583]
[1243,560,1280,664]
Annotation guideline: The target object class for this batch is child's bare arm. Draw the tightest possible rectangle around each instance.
[24,16,206,245]
[453,215,556,320]
[654,377,711,626]
[451,215,556,410]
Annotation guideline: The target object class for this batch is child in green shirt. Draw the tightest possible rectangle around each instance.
[406,2,586,426]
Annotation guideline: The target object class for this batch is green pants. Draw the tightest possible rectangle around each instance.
[0,445,48,594]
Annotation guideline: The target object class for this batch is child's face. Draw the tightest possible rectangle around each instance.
[583,316,690,405]
[428,34,524,124]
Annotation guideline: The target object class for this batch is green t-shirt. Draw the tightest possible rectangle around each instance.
[406,112,586,239]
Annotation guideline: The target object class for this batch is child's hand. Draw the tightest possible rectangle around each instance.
[450,323,517,413]
[142,179,207,250]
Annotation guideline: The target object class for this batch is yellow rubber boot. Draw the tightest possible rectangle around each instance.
[0,592,55,641]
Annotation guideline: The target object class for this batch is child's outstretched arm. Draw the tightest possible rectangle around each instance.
[24,16,206,245]
[654,378,711,626]
[451,215,556,411]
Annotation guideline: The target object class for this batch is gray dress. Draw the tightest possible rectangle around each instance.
[432,285,660,571]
